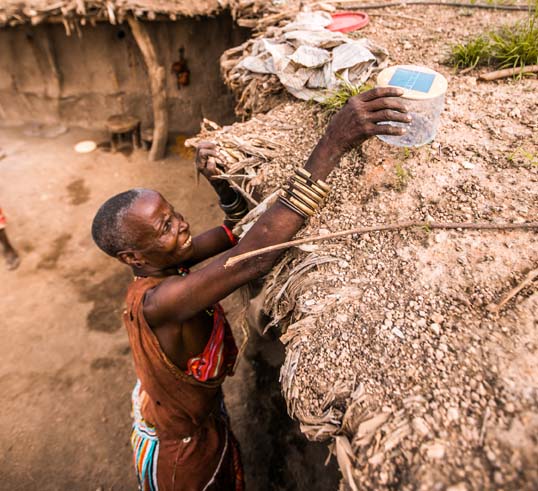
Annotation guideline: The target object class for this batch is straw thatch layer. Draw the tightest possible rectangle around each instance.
[0,0,225,28]
[186,68,538,488]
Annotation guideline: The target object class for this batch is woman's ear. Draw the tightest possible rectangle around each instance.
[117,250,144,268]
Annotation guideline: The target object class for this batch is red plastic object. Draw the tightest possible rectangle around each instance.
[326,12,369,33]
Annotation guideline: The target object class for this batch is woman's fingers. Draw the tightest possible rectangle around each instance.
[358,87,404,102]
[197,140,217,149]
[198,148,224,165]
[366,97,408,114]
[206,157,218,175]
[373,123,407,136]
[198,148,220,159]
[370,109,412,124]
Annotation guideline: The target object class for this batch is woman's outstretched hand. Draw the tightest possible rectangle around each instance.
[323,87,411,153]
[195,141,224,181]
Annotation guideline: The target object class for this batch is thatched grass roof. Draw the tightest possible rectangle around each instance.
[0,0,225,28]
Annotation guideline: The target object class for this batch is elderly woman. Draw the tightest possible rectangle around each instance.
[91,87,408,491]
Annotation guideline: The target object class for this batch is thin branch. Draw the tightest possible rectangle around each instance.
[323,1,535,11]
[368,12,426,23]
[224,221,538,268]
[478,65,538,81]
[487,268,538,314]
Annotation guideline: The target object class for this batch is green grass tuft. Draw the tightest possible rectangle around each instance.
[394,162,411,191]
[320,79,373,113]
[489,18,538,68]
[448,2,538,72]
[449,36,491,69]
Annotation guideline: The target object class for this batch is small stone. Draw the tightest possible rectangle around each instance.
[461,161,475,170]
[412,417,430,437]
[505,402,515,413]
[426,442,446,459]
[509,107,521,118]
[435,349,444,361]
[447,483,467,491]
[447,407,460,422]
[430,323,441,335]
[431,313,444,324]
[392,327,405,339]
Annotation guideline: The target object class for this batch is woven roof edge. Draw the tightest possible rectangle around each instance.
[0,0,229,29]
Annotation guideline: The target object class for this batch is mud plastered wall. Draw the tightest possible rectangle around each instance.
[0,12,248,132]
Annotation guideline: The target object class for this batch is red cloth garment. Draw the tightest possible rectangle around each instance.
[186,304,238,382]
[123,276,244,491]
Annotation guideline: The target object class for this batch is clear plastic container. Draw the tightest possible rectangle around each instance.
[376,65,448,147]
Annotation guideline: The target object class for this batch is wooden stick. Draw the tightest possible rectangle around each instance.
[478,65,538,81]
[487,268,538,314]
[128,16,168,161]
[459,66,476,75]
[368,12,426,23]
[224,221,538,268]
[322,1,534,11]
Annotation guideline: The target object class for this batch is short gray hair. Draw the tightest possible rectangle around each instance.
[91,188,150,257]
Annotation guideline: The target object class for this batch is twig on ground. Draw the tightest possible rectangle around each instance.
[324,1,534,11]
[368,12,425,23]
[487,268,538,314]
[224,221,538,268]
[459,66,476,75]
[478,65,538,81]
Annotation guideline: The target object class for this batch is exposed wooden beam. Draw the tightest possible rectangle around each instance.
[127,15,168,161]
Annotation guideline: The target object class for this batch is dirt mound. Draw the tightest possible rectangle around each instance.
[187,4,538,489]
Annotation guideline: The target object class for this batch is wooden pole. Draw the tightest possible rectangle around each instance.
[478,65,538,81]
[127,16,168,161]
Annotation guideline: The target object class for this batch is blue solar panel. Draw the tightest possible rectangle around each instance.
[388,68,435,93]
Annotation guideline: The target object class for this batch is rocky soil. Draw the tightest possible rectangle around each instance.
[193,3,538,489]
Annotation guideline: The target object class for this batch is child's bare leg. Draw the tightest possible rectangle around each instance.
[0,229,20,270]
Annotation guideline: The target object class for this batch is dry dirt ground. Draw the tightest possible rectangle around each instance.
[0,127,338,490]
[1,5,537,491]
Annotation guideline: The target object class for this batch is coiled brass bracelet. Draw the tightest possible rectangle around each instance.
[278,168,330,219]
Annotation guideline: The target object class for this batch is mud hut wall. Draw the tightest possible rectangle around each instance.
[0,12,248,132]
